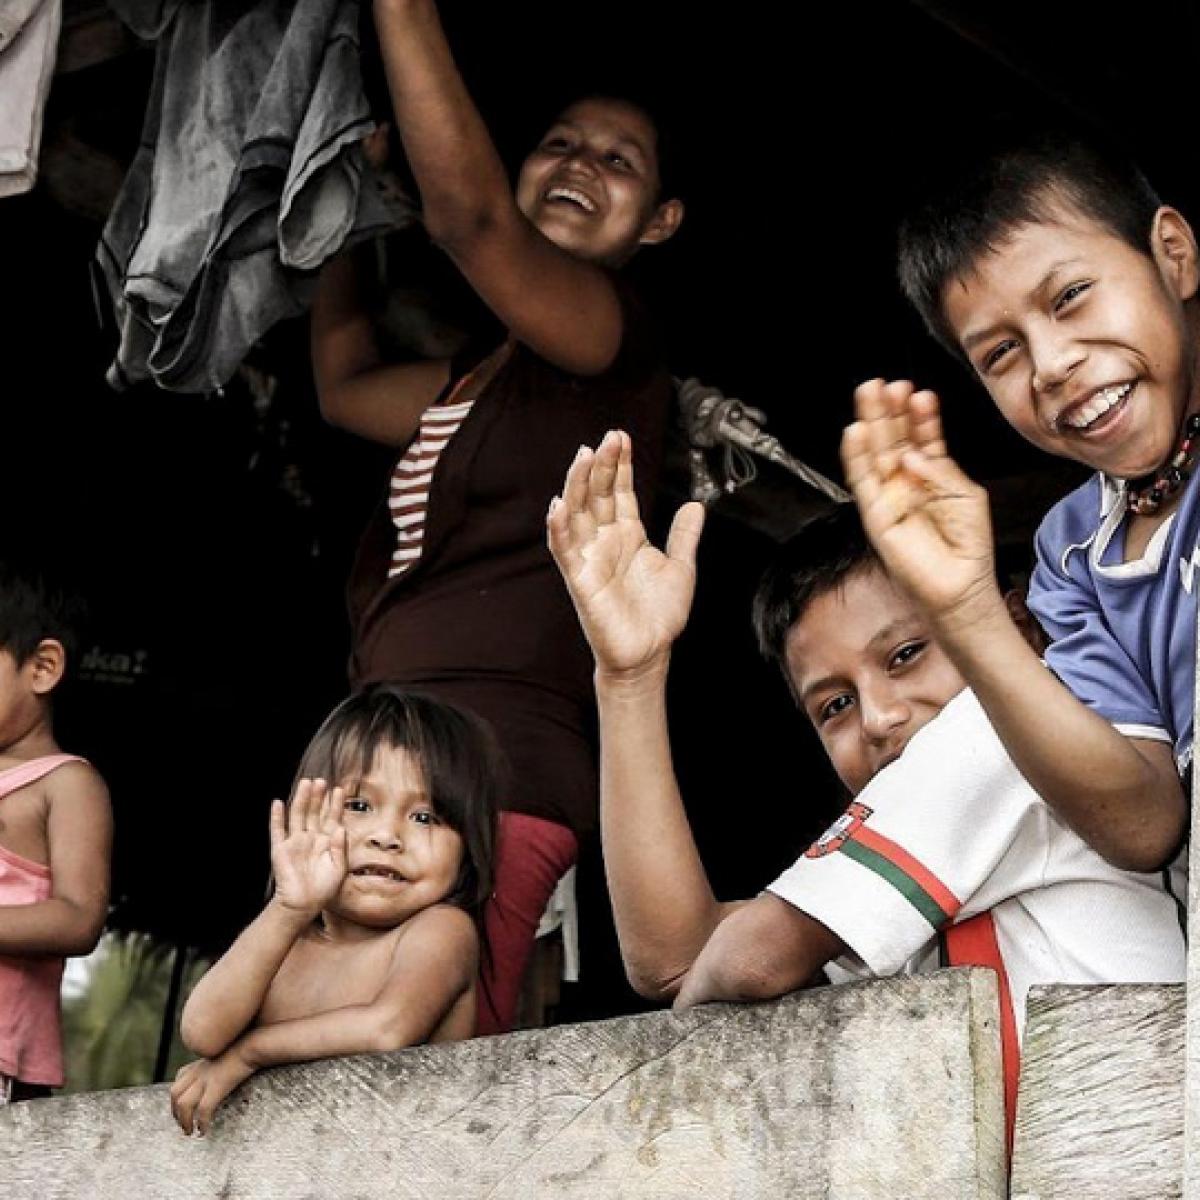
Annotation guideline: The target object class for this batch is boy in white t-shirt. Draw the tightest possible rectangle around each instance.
[547,431,1185,1130]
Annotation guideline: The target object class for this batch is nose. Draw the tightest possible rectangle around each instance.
[859,678,910,745]
[368,821,403,852]
[1029,322,1084,395]
[559,146,600,177]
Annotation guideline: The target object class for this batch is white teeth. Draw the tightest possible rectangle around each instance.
[354,866,403,881]
[545,186,596,213]
[1062,383,1133,430]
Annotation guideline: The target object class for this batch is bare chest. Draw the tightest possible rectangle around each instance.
[259,929,406,1023]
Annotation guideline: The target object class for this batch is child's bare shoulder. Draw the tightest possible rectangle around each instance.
[401,903,477,942]
[391,905,479,968]
[44,760,111,815]
[45,759,108,797]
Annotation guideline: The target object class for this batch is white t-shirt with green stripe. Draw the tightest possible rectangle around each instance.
[768,687,1186,1039]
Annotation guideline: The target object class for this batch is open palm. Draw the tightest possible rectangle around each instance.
[548,432,705,676]
[269,779,349,917]
[842,380,995,621]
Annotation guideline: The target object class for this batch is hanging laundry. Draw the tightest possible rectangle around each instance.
[97,0,413,394]
[0,0,61,199]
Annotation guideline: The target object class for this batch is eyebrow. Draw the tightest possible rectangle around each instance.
[796,616,922,704]
[959,257,1085,353]
[544,121,649,162]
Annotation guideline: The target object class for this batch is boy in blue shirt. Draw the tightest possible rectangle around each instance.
[840,127,1199,875]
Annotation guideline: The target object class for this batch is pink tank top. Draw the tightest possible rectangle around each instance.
[0,754,84,1087]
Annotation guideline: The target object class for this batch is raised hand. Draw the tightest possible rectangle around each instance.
[547,430,706,679]
[269,779,349,918]
[842,379,998,629]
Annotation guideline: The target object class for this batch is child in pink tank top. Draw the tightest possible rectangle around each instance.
[0,559,111,1102]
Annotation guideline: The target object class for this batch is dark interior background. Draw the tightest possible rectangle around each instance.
[3,0,1197,1020]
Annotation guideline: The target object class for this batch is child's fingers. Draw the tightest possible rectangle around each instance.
[840,422,883,506]
[194,1091,217,1138]
[876,380,918,477]
[268,798,286,848]
[854,378,914,478]
[170,1073,198,1135]
[664,501,706,569]
[321,786,346,835]
[899,445,980,500]
[316,780,334,831]
[853,377,909,438]
[844,423,918,534]
[303,779,327,834]
[330,822,349,872]
[287,779,312,836]
[612,430,642,523]
[908,390,948,458]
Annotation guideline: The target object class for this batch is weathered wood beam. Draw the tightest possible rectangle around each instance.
[1010,985,1183,1199]
[1185,594,1200,1194]
[1,970,1006,1200]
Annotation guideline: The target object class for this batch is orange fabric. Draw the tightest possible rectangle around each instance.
[944,911,1019,1158]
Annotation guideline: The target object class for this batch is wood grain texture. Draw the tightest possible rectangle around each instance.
[1011,984,1184,1200]
[0,969,1004,1200]
[1186,620,1200,1200]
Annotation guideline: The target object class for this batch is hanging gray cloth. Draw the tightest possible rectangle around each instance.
[98,0,412,393]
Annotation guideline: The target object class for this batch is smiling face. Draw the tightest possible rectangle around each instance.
[515,97,681,266]
[785,565,966,796]
[324,745,465,934]
[943,200,1200,480]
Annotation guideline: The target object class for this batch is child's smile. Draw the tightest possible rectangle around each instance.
[348,863,408,884]
[943,203,1200,481]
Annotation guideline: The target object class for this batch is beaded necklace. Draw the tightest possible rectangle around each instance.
[1125,412,1200,516]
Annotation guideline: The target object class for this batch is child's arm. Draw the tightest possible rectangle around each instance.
[179,781,348,1059]
[0,763,110,957]
[842,379,1186,871]
[170,905,476,1136]
[673,894,841,1010]
[548,432,756,1000]
[370,0,625,375]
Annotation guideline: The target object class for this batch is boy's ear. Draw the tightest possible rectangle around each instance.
[1150,206,1200,302]
[638,197,685,248]
[25,638,66,695]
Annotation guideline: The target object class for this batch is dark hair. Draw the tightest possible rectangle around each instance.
[293,686,501,935]
[752,504,879,673]
[0,556,87,670]
[897,123,1162,355]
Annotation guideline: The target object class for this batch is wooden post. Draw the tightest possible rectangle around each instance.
[1184,605,1200,1195]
